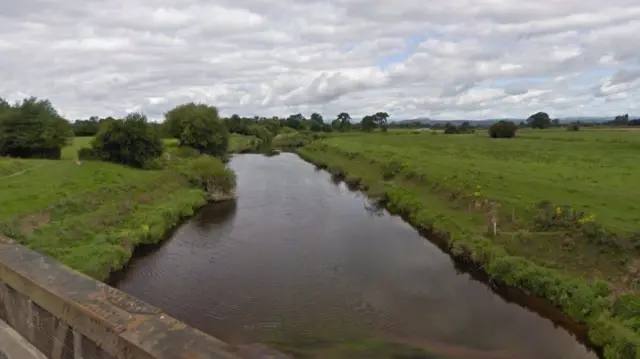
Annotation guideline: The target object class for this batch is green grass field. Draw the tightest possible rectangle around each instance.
[0,138,232,280]
[298,127,640,357]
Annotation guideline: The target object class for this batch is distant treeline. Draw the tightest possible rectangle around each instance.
[69,111,393,137]
[393,113,640,130]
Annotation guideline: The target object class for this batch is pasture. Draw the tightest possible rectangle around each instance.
[0,141,209,280]
[300,128,640,286]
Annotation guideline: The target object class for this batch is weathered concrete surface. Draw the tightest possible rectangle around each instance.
[0,318,47,359]
[0,236,239,359]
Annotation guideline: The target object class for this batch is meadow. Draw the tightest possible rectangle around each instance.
[0,136,243,280]
[297,127,640,358]
[61,134,260,160]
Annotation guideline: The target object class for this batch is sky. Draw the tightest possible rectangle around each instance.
[1,0,640,122]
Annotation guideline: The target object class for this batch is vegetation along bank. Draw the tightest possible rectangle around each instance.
[297,128,640,359]
[0,98,236,280]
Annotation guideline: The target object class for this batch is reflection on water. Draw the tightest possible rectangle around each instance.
[112,153,598,359]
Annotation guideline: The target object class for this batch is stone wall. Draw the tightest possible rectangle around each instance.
[0,236,239,359]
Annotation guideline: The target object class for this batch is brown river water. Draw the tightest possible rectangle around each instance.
[111,153,598,359]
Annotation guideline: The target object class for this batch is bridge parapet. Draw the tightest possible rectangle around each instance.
[0,236,239,359]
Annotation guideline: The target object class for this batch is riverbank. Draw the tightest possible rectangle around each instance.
[296,130,640,359]
[0,152,235,281]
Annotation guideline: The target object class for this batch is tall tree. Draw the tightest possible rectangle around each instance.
[374,112,390,132]
[337,112,351,131]
[0,97,72,159]
[310,112,323,125]
[361,115,376,132]
[284,113,304,129]
[527,112,551,129]
[164,102,220,140]
[163,102,229,156]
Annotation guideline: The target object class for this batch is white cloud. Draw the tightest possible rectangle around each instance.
[1,0,639,121]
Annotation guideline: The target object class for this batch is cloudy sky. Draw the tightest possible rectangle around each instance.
[1,0,640,121]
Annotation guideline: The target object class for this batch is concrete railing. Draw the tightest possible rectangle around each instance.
[0,236,240,359]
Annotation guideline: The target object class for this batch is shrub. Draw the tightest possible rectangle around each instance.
[488,120,517,138]
[382,160,405,180]
[567,123,580,131]
[246,124,274,144]
[91,113,164,168]
[77,148,100,161]
[180,156,236,195]
[443,124,460,134]
[0,97,72,159]
[171,146,201,159]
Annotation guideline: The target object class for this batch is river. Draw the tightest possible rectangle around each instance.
[112,153,598,359]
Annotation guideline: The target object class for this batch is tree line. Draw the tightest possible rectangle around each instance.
[0,95,393,167]
[67,110,392,137]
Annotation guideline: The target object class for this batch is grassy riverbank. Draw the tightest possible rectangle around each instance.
[0,140,235,280]
[297,128,640,358]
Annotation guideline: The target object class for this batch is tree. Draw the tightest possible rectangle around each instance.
[374,112,389,132]
[361,115,376,132]
[527,112,552,129]
[284,113,304,130]
[310,113,323,125]
[225,114,249,134]
[489,120,518,138]
[164,103,219,141]
[0,97,72,159]
[612,114,629,125]
[309,113,324,132]
[331,118,341,130]
[91,113,164,168]
[443,122,460,134]
[180,115,229,157]
[163,103,228,156]
[337,112,351,131]
[0,97,10,111]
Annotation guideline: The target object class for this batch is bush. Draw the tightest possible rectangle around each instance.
[489,120,517,138]
[77,148,100,161]
[382,160,405,180]
[180,156,236,195]
[246,124,274,144]
[91,113,164,168]
[567,123,580,131]
[443,124,460,134]
[0,97,72,159]
[170,146,202,159]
